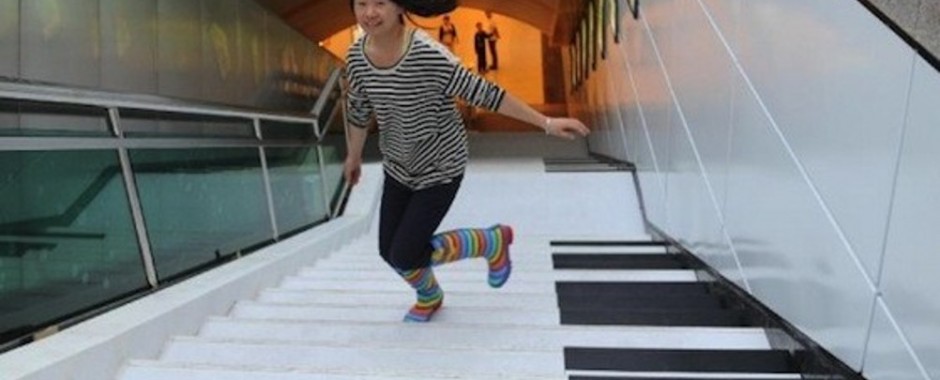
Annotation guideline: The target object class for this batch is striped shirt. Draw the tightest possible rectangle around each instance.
[345,29,506,190]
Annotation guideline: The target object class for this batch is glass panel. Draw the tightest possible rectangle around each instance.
[0,99,111,137]
[265,146,329,237]
[0,150,146,342]
[121,109,254,138]
[129,148,271,281]
[318,136,347,214]
[260,120,315,141]
[315,86,342,135]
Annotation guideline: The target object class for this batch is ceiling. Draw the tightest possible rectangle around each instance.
[255,0,584,45]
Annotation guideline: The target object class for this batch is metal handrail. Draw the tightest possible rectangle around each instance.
[0,67,352,288]
[0,77,318,126]
[310,68,344,141]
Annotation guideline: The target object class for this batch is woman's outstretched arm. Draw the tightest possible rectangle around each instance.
[496,93,590,139]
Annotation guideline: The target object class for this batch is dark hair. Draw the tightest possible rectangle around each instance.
[349,0,458,18]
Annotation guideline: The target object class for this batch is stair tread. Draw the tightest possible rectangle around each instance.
[230,301,561,325]
[297,267,698,283]
[553,254,699,270]
[560,309,746,327]
[564,348,796,373]
[158,339,565,377]
[120,359,561,380]
[198,317,771,350]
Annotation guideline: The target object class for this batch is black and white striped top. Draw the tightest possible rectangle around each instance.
[345,29,506,190]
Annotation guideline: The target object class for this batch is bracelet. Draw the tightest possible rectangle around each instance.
[544,117,552,135]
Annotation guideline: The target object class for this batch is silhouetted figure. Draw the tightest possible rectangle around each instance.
[438,15,458,52]
[485,11,500,70]
[474,22,488,73]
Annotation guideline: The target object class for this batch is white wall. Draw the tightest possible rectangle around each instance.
[568,0,938,379]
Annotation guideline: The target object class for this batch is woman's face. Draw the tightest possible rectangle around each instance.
[353,0,404,36]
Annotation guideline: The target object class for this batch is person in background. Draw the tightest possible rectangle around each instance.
[485,11,500,70]
[473,22,489,73]
[344,0,590,323]
[438,14,458,52]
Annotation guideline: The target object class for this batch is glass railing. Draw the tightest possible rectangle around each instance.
[0,70,348,348]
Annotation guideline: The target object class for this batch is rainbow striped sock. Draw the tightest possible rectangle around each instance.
[430,224,514,288]
[397,267,444,322]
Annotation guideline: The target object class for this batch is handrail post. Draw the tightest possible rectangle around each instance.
[255,118,280,241]
[316,145,333,221]
[109,107,159,288]
[331,71,351,219]
[312,68,344,142]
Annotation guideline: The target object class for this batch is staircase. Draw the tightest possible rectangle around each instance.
[112,157,811,379]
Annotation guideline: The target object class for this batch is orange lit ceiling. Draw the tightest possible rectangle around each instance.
[255,0,583,45]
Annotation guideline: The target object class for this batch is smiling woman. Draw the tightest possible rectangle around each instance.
[343,0,589,324]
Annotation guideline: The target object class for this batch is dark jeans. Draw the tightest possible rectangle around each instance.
[475,49,487,73]
[379,174,462,271]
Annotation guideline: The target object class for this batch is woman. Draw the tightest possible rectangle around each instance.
[344,0,590,323]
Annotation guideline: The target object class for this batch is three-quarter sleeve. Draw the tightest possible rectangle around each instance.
[443,64,506,111]
[345,72,373,129]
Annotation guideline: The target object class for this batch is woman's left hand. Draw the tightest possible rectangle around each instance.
[545,117,591,140]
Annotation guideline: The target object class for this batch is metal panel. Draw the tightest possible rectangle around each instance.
[863,300,930,380]
[100,0,157,94]
[0,0,18,77]
[157,0,203,100]
[238,0,269,107]
[634,13,673,188]
[659,0,734,216]
[21,0,100,87]
[202,0,241,105]
[0,0,18,130]
[735,0,911,281]
[879,56,940,380]
[698,0,740,53]
[724,72,873,370]
[666,107,743,288]
[619,11,647,165]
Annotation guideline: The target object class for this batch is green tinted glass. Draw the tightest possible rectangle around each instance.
[260,121,315,141]
[121,110,254,139]
[0,150,146,342]
[265,147,329,236]
[318,137,346,213]
[129,148,272,281]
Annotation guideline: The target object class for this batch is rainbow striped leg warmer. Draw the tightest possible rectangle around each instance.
[396,267,444,322]
[430,224,514,288]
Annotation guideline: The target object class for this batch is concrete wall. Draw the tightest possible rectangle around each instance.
[569,1,938,379]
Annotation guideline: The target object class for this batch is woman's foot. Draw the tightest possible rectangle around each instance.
[403,290,443,322]
[397,267,444,323]
[487,224,513,288]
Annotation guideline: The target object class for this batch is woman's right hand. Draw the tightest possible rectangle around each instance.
[344,156,363,187]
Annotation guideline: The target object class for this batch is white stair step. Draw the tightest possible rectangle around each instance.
[323,248,554,266]
[278,275,554,294]
[280,269,696,294]
[550,245,669,254]
[230,301,561,326]
[310,257,554,272]
[331,243,551,257]
[256,288,559,309]
[119,360,562,380]
[296,267,698,282]
[200,317,773,351]
[565,370,801,379]
[158,338,565,377]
